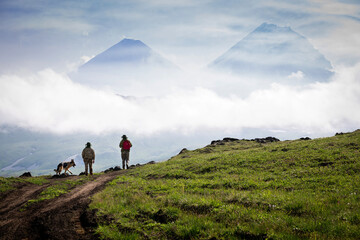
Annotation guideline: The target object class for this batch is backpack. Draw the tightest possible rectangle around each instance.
[122,140,131,150]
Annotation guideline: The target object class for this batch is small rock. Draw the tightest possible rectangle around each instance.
[51,173,68,178]
[104,167,114,173]
[318,162,334,167]
[179,148,188,154]
[19,172,32,177]
[114,166,121,171]
[210,140,221,145]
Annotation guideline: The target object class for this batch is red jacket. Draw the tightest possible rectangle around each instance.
[120,139,132,151]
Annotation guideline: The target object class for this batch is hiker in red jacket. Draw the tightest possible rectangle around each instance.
[119,135,132,169]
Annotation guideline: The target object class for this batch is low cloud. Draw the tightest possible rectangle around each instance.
[0,65,359,138]
[66,55,95,73]
[288,71,305,80]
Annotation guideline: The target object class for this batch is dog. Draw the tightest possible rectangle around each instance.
[54,159,76,175]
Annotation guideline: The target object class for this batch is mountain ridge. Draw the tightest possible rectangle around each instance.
[210,22,333,82]
[81,38,175,67]
[72,38,181,96]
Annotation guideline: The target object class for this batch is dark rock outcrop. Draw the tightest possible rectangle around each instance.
[210,136,280,146]
[104,166,122,173]
[252,137,280,143]
[223,137,240,142]
[19,172,32,177]
[103,162,156,172]
[210,140,225,145]
[211,137,239,146]
[128,163,143,169]
[179,148,189,154]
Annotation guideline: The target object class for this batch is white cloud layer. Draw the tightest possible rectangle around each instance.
[0,65,359,137]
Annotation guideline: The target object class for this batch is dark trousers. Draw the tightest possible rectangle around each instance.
[84,159,93,175]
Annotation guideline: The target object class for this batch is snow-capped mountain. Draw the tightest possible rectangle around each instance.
[72,38,181,96]
[82,38,175,68]
[209,23,333,82]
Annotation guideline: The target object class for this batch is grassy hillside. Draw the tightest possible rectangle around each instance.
[90,130,360,239]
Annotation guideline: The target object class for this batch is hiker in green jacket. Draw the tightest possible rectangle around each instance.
[82,142,95,175]
[119,135,132,169]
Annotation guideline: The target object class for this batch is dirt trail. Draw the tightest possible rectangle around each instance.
[0,170,124,240]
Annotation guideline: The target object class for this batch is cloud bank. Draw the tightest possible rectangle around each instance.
[0,66,359,137]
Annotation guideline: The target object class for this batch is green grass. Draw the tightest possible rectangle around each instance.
[90,130,360,239]
[0,175,50,193]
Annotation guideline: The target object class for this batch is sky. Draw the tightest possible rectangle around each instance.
[0,0,360,139]
[1,0,360,73]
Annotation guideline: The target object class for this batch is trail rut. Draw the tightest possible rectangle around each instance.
[0,171,124,240]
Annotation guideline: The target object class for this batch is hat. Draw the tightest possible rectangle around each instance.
[122,135,127,139]
[86,142,91,147]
